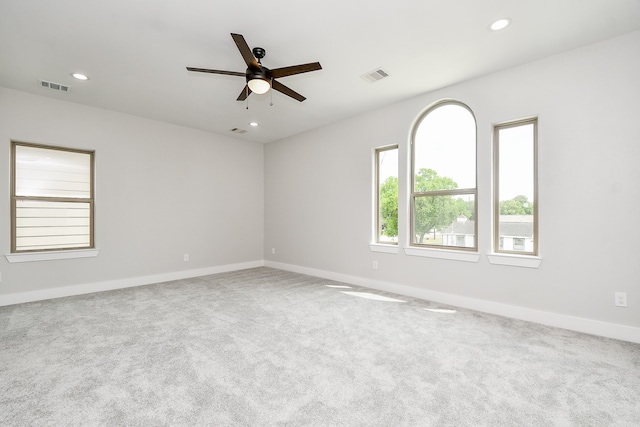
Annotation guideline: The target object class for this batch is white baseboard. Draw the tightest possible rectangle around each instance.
[0,260,264,307]
[265,261,640,344]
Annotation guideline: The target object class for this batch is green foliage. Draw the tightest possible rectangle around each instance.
[413,168,457,192]
[378,168,472,244]
[500,195,533,215]
[379,176,399,238]
[499,199,525,215]
[412,168,471,243]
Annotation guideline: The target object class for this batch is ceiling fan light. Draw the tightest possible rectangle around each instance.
[248,77,270,94]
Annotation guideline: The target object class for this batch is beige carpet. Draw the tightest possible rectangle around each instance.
[1,267,639,426]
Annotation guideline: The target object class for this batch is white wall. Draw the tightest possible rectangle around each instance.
[264,31,640,334]
[0,88,264,297]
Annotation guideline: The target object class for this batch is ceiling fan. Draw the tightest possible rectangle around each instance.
[187,33,322,102]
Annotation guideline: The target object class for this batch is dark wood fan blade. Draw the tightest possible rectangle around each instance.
[270,62,322,79]
[186,67,245,77]
[272,79,306,102]
[231,33,259,69]
[237,85,252,101]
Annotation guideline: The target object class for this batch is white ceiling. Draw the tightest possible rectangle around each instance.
[1,0,639,144]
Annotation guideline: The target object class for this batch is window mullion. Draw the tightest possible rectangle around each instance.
[413,188,476,197]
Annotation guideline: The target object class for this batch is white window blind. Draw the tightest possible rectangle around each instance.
[12,142,94,253]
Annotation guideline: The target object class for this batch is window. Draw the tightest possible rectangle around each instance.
[493,118,538,256]
[11,141,95,253]
[375,145,398,244]
[410,101,477,250]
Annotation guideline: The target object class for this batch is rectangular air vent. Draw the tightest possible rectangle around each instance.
[230,127,247,134]
[39,80,70,92]
[361,68,390,83]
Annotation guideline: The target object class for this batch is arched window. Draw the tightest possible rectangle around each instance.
[410,101,477,250]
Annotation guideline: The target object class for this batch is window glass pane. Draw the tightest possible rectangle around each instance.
[377,147,398,244]
[413,194,474,248]
[496,122,536,254]
[15,145,91,198]
[414,104,476,191]
[15,199,91,251]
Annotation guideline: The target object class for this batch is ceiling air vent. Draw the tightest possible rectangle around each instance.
[361,68,390,83]
[39,80,70,93]
[230,127,247,134]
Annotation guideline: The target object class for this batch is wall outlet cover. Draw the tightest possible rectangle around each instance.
[615,292,627,307]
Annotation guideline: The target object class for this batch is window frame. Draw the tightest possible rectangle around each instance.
[409,100,478,252]
[374,144,399,245]
[10,141,95,254]
[492,117,539,256]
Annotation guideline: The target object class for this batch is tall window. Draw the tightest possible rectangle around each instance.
[493,118,538,255]
[11,141,95,253]
[375,145,398,244]
[410,101,477,250]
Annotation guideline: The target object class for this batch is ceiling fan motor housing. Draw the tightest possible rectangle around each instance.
[246,66,271,94]
[246,67,270,83]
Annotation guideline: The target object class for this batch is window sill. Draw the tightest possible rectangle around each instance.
[5,249,99,263]
[487,253,542,269]
[404,247,480,263]
[369,243,399,254]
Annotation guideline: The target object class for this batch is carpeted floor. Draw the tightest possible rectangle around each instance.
[1,267,639,426]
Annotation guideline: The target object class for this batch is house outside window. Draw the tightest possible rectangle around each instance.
[513,238,526,251]
[410,100,477,250]
[11,141,95,253]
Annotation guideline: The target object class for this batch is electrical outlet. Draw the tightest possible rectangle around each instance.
[373,260,378,270]
[271,248,276,255]
[615,292,627,307]
[183,254,189,262]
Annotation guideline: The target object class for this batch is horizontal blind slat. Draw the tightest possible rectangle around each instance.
[17,217,90,227]
[16,226,90,237]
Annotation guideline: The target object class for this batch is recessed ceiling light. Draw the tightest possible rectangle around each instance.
[249,122,259,127]
[489,18,511,31]
[71,73,89,80]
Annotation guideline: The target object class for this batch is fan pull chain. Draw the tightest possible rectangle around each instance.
[246,86,249,110]
[270,78,274,106]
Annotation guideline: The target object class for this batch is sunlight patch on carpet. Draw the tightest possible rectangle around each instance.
[341,291,405,302]
[425,308,457,314]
